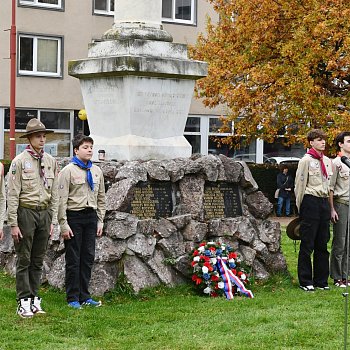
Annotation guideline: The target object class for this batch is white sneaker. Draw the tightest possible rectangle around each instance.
[17,298,34,318]
[32,296,46,314]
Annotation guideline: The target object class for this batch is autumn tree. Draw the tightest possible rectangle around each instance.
[190,0,350,153]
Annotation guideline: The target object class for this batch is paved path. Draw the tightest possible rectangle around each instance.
[269,216,296,227]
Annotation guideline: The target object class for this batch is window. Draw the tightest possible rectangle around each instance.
[162,0,196,24]
[18,34,62,77]
[19,0,63,10]
[94,0,114,15]
[4,109,37,130]
[184,115,233,156]
[184,117,201,153]
[4,109,72,157]
[208,117,234,157]
[40,111,70,130]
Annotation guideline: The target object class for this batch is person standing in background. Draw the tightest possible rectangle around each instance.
[276,165,294,217]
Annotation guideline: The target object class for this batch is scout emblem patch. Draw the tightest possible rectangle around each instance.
[24,160,32,170]
[11,163,16,174]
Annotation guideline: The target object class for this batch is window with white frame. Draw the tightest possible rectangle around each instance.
[94,0,114,15]
[184,116,201,154]
[208,117,235,157]
[162,0,196,24]
[184,115,233,155]
[18,34,62,77]
[19,0,63,10]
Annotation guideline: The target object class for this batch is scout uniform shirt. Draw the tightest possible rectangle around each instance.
[295,153,333,211]
[0,163,6,229]
[7,149,59,227]
[330,156,349,205]
[57,163,106,233]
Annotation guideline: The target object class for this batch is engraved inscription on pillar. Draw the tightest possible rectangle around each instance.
[204,182,242,220]
[128,181,173,219]
[134,91,187,116]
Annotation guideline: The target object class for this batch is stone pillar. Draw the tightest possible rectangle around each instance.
[69,0,207,161]
[114,0,162,27]
[103,0,172,42]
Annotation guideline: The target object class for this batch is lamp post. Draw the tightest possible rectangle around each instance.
[9,0,16,159]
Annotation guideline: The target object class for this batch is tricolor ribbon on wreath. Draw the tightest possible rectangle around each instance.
[217,257,254,299]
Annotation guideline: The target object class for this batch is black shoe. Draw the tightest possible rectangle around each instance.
[316,286,330,291]
[300,285,315,292]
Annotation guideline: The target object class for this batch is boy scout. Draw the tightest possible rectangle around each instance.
[0,162,6,241]
[58,134,105,309]
[8,118,59,318]
[330,131,350,287]
[295,129,333,292]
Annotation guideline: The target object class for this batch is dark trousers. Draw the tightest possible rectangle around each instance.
[64,209,97,303]
[15,207,51,299]
[298,195,331,287]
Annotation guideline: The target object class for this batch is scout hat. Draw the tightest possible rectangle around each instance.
[286,217,301,240]
[19,118,54,138]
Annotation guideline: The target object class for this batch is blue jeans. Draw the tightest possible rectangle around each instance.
[277,196,291,216]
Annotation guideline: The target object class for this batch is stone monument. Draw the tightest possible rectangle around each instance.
[68,0,207,161]
[0,156,287,295]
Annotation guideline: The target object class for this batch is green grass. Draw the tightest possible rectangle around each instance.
[0,228,348,350]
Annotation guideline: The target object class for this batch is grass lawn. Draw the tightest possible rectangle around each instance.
[0,227,348,350]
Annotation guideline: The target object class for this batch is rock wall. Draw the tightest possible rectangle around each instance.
[0,154,287,295]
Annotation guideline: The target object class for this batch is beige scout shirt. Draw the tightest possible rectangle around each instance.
[7,150,59,227]
[295,153,333,211]
[58,163,106,233]
[0,163,6,229]
[330,156,349,204]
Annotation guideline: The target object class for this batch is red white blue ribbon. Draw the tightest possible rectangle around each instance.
[217,257,254,299]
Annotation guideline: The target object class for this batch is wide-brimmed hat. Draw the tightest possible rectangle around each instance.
[19,118,54,138]
[286,217,301,240]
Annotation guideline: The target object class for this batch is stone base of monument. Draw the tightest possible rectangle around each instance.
[91,134,191,161]
[0,155,287,296]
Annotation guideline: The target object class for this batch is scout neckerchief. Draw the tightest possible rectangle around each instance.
[307,147,328,178]
[25,145,48,189]
[71,156,94,191]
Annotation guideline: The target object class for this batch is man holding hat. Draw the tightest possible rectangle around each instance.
[295,129,333,292]
[8,118,59,318]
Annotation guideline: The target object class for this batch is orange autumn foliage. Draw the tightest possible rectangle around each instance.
[190,0,350,155]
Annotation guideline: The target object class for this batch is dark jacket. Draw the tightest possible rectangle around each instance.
[277,172,294,198]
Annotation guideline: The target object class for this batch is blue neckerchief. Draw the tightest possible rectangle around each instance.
[71,156,94,191]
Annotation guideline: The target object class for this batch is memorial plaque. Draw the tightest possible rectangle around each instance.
[204,182,242,220]
[128,181,173,219]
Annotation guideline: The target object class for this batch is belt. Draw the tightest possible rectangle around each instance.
[20,203,49,211]
[81,207,95,212]
[335,198,349,206]
[67,207,95,214]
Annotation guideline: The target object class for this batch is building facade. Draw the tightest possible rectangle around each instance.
[0,1,303,161]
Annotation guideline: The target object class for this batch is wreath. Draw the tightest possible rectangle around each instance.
[191,241,254,299]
